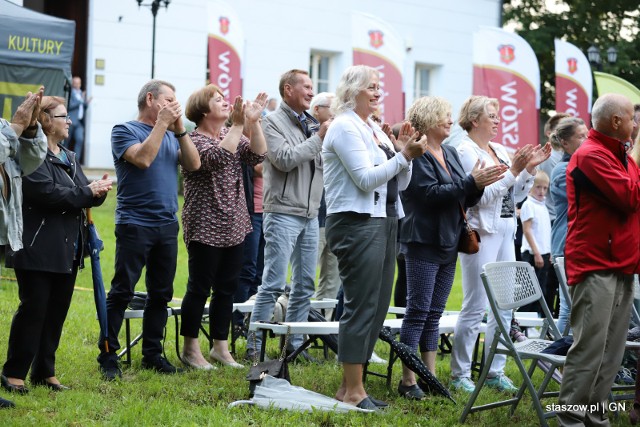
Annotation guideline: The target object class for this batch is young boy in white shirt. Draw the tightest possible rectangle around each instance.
[521,171,553,314]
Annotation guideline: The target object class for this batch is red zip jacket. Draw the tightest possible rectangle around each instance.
[565,128,640,285]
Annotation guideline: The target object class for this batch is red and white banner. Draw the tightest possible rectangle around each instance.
[206,1,243,101]
[473,27,540,151]
[352,12,404,125]
[554,39,592,123]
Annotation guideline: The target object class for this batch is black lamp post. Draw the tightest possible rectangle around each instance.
[136,0,171,79]
[587,44,617,71]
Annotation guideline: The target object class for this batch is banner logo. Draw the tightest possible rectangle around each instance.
[219,16,230,35]
[368,30,384,49]
[567,57,578,74]
[498,44,515,65]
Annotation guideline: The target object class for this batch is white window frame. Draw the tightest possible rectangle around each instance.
[414,65,434,99]
[310,52,333,94]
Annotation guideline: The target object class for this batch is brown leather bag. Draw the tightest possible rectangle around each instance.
[458,204,481,254]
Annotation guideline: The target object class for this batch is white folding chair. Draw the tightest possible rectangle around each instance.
[460,262,565,427]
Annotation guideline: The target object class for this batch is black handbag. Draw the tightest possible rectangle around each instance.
[246,325,291,397]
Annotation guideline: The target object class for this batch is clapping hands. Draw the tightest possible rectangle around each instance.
[471,159,508,189]
[88,174,113,198]
[244,92,268,123]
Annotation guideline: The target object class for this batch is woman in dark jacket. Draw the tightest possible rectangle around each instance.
[397,96,506,399]
[1,96,112,392]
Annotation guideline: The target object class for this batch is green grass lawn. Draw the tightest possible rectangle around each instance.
[0,188,632,426]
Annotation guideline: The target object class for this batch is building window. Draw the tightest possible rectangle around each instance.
[310,52,332,94]
[415,65,433,99]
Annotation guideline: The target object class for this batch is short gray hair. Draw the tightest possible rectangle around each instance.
[332,65,378,116]
[310,92,334,115]
[137,79,175,111]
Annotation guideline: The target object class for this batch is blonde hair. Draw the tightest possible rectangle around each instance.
[458,95,499,132]
[332,65,378,116]
[533,170,550,187]
[407,96,451,136]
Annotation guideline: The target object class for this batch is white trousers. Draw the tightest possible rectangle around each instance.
[451,217,515,379]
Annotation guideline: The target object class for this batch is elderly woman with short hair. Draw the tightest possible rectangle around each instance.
[179,85,267,370]
[397,96,506,400]
[450,95,550,394]
[322,65,427,410]
[2,96,111,393]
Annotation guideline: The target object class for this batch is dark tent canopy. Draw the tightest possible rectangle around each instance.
[0,0,75,120]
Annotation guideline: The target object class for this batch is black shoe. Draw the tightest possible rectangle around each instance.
[355,396,378,411]
[98,353,122,381]
[0,396,14,408]
[398,381,426,400]
[141,356,183,374]
[0,374,29,395]
[286,349,318,364]
[31,378,70,391]
[367,395,389,408]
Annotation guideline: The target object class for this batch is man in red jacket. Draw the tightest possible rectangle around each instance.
[558,93,640,426]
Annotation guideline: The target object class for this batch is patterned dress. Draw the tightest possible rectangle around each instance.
[181,128,265,248]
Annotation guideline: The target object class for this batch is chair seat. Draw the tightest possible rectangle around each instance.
[496,338,566,364]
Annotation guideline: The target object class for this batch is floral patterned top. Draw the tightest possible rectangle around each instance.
[182,128,265,248]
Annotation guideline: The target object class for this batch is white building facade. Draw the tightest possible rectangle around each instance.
[29,0,504,168]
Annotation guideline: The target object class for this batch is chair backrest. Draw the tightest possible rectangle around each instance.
[481,261,562,340]
[482,261,541,310]
[554,257,571,308]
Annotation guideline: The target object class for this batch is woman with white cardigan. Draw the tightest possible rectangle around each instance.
[322,65,427,410]
[450,95,550,393]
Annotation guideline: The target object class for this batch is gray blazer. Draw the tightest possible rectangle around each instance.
[261,101,324,218]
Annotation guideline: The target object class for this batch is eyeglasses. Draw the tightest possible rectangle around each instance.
[316,105,330,109]
[52,114,71,122]
[487,114,499,122]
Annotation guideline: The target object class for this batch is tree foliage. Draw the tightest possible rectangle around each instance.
[503,0,640,115]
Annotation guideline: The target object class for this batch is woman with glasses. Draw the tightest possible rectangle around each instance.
[1,96,112,393]
[449,95,550,394]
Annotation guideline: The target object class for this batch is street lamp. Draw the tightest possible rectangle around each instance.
[136,0,171,79]
[587,44,617,71]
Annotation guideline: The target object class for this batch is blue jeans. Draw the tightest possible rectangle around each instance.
[557,281,571,335]
[233,213,264,326]
[248,212,319,352]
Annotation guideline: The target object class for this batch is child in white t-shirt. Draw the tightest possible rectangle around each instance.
[521,171,552,314]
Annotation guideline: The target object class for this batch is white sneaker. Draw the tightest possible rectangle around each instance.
[368,351,387,364]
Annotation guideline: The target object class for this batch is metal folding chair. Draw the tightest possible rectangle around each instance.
[460,262,565,427]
